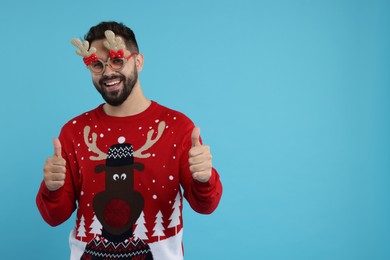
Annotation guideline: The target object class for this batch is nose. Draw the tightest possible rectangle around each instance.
[102,62,116,76]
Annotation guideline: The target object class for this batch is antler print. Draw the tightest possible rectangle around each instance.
[134,121,166,158]
[83,126,108,160]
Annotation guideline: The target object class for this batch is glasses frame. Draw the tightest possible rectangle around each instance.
[87,52,138,75]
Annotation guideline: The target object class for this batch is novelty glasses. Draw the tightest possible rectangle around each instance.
[87,52,138,74]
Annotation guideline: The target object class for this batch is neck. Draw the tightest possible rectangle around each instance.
[103,83,151,117]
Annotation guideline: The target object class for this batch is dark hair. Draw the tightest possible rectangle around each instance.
[84,21,139,52]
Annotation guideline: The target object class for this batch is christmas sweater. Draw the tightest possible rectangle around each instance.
[36,101,222,260]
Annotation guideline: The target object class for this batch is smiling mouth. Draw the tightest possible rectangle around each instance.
[104,79,122,90]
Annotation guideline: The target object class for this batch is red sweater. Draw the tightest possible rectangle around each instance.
[36,101,222,258]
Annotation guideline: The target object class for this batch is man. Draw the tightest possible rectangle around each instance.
[36,21,222,260]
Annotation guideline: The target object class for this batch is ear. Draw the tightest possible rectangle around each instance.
[95,164,106,173]
[134,162,144,171]
[135,53,144,72]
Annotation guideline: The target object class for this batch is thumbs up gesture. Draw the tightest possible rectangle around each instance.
[188,127,212,182]
[43,138,67,191]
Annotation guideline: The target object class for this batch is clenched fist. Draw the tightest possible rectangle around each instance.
[188,127,212,182]
[43,138,66,191]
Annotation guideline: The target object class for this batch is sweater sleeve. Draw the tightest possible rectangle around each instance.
[36,131,78,226]
[179,124,223,214]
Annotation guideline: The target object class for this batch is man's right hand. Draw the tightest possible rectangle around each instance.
[43,138,66,191]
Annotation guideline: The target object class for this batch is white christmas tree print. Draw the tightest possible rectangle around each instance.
[77,215,87,242]
[152,210,165,241]
[168,191,182,234]
[89,214,102,237]
[134,211,148,240]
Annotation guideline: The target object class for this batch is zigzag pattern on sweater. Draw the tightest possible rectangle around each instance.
[107,146,134,159]
[83,249,151,258]
[83,237,152,258]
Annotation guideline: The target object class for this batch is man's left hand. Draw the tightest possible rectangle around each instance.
[189,126,212,182]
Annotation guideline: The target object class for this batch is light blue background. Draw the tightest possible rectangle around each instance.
[0,0,389,259]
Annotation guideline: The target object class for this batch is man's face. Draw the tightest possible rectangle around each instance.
[90,38,138,106]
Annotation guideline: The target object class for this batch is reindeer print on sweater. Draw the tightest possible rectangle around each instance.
[37,101,223,260]
[80,123,165,259]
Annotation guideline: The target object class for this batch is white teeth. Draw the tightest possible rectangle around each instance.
[105,80,120,86]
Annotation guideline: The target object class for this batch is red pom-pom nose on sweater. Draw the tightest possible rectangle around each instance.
[103,199,131,228]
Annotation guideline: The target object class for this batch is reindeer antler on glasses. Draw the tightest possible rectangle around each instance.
[71,30,128,65]
[70,38,97,66]
[103,30,126,59]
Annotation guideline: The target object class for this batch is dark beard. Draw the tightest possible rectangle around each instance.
[93,69,138,107]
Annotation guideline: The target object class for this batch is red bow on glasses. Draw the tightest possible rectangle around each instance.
[109,50,124,59]
[83,54,98,66]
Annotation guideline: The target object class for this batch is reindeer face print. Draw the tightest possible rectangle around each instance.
[92,141,145,236]
[83,121,166,237]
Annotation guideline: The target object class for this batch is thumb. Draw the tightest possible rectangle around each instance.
[191,126,201,147]
[53,138,62,158]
